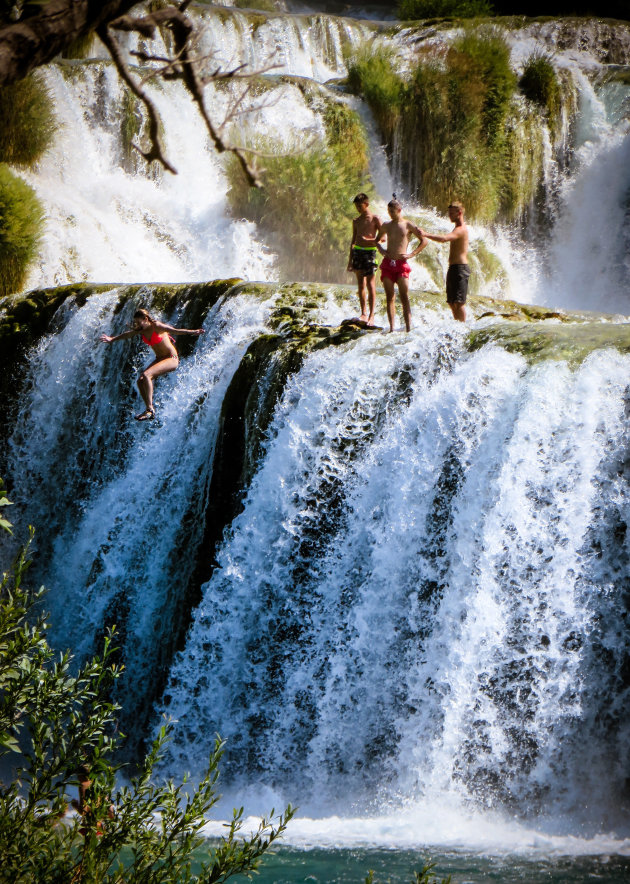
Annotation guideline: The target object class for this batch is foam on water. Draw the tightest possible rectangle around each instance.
[201,808,630,856]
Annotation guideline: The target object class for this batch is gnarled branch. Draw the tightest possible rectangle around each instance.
[0,1,272,185]
[0,0,137,85]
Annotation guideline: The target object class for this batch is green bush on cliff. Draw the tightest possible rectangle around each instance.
[398,0,493,18]
[0,486,293,884]
[519,51,562,135]
[226,101,371,282]
[405,27,516,221]
[0,73,56,167]
[501,108,545,220]
[348,28,517,221]
[0,165,45,297]
[346,45,405,145]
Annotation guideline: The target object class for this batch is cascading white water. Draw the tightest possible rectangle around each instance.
[12,278,630,846]
[539,74,630,313]
[20,64,277,288]
[7,283,282,721]
[16,6,376,292]
[153,312,630,836]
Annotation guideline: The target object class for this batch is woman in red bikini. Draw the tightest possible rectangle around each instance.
[99,308,204,420]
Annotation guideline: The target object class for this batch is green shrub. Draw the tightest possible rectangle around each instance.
[232,0,278,10]
[519,51,562,135]
[366,861,451,883]
[226,101,371,282]
[401,27,516,221]
[0,165,45,297]
[348,27,517,221]
[0,73,56,167]
[398,0,493,18]
[346,44,405,145]
[0,487,294,884]
[453,27,516,147]
[501,108,545,219]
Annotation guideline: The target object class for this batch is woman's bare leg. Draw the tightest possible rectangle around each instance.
[136,356,178,418]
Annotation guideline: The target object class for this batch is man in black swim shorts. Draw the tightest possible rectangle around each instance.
[446,263,470,308]
[420,201,469,322]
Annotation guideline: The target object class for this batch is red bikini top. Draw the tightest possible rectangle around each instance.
[142,331,164,346]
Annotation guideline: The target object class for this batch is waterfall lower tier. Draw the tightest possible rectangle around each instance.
[3,281,630,842]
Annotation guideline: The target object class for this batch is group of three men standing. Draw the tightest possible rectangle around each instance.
[347,192,469,331]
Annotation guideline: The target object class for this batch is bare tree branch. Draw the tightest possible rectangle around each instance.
[96,22,177,174]
[164,8,265,187]
[0,1,283,186]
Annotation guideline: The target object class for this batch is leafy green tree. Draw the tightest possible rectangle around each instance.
[0,482,294,883]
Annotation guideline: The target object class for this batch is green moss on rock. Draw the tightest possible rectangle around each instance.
[468,319,630,365]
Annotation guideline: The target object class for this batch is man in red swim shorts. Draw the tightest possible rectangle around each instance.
[375,196,427,332]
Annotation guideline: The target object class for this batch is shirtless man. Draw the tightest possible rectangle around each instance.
[347,193,381,326]
[375,196,427,332]
[421,201,469,322]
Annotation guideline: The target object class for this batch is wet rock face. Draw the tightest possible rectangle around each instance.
[530,19,630,65]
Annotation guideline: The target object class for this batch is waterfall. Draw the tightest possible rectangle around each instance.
[6,278,630,842]
[3,2,630,858]
[12,8,630,310]
[156,324,630,830]
[539,74,630,312]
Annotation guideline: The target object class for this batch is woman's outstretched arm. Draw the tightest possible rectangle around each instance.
[100,329,139,343]
[151,320,204,337]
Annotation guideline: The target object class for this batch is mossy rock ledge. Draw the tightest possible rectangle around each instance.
[466,293,630,365]
[2,279,629,377]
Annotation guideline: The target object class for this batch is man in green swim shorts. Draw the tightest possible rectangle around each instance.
[347,192,382,326]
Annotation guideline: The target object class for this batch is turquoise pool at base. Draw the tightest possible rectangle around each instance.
[221,847,630,883]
